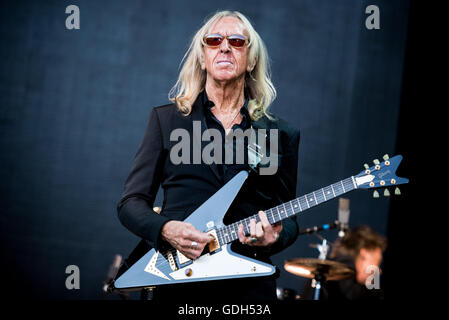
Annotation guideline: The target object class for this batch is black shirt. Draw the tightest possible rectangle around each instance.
[201,90,251,183]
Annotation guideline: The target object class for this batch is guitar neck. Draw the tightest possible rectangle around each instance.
[216,176,357,245]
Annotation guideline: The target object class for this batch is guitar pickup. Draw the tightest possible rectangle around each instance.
[207,229,220,253]
[166,250,178,271]
[175,229,220,265]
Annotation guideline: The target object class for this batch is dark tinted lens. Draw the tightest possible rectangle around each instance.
[228,36,246,47]
[205,36,223,46]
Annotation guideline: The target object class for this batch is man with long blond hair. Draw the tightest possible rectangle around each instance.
[117,10,300,301]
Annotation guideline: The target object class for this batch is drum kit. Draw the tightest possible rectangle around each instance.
[283,220,354,300]
[284,245,354,300]
[281,198,355,300]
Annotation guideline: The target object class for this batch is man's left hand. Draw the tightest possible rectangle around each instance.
[238,210,282,246]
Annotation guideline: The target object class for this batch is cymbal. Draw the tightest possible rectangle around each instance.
[284,258,354,281]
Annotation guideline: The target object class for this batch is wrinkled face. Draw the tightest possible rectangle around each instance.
[355,248,383,285]
[202,17,252,83]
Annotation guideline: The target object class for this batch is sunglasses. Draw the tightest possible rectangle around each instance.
[202,33,250,48]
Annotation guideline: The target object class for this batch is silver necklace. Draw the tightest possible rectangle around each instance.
[222,108,241,130]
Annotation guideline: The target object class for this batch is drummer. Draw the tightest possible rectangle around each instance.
[301,225,387,300]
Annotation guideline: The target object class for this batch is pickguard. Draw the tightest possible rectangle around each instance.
[169,245,275,280]
[144,251,170,280]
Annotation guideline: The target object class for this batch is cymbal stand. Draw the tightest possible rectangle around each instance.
[311,238,329,300]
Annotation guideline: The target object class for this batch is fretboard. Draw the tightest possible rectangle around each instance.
[215,176,357,245]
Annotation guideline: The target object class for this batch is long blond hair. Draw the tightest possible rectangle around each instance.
[168,11,276,121]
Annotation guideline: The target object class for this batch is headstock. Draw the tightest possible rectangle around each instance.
[354,154,409,197]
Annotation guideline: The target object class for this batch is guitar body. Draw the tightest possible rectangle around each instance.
[114,170,276,290]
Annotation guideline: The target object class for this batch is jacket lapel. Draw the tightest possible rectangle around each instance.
[190,97,222,183]
[250,115,282,173]
[251,116,273,154]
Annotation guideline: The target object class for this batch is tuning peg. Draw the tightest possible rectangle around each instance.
[364,164,369,169]
[383,154,389,161]
[373,159,380,165]
[373,190,379,198]
[384,189,390,197]
[394,187,401,195]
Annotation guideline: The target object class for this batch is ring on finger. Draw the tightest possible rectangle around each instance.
[191,241,198,249]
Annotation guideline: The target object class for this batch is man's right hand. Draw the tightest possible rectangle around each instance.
[161,221,213,260]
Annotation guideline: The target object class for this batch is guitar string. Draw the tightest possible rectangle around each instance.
[151,207,300,271]
[152,187,355,270]
[154,174,404,273]
[151,197,317,270]
[150,177,356,270]
[152,213,279,270]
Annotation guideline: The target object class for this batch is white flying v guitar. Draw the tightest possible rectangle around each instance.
[113,155,408,291]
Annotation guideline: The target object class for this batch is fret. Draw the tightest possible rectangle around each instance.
[280,203,287,219]
[225,226,232,242]
[295,198,302,211]
[324,186,332,199]
[351,176,357,189]
[304,195,310,208]
[300,196,309,209]
[230,225,237,241]
[316,190,324,204]
[222,228,228,244]
[333,182,343,196]
[276,206,282,221]
[221,228,226,243]
[322,188,327,201]
[307,193,315,206]
[271,208,276,224]
[313,191,318,205]
[330,184,336,197]
[243,219,250,235]
[234,223,241,240]
[264,209,271,224]
[228,226,234,242]
[340,180,346,193]
[289,201,295,216]
[247,217,254,232]
[217,230,224,245]
[318,190,325,203]
[345,178,354,192]
[269,208,276,224]
[329,185,335,197]
[224,230,229,243]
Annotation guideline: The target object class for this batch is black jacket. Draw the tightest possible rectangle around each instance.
[116,95,300,300]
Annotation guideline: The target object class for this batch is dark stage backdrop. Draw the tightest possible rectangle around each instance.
[0,0,409,299]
